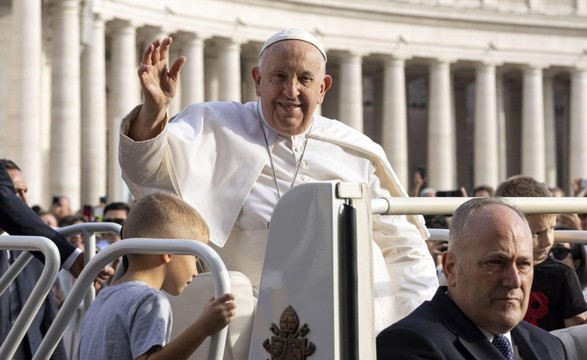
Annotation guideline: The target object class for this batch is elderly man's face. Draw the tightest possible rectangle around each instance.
[444,205,534,334]
[252,40,332,136]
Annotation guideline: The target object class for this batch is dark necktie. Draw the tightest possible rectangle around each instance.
[492,334,514,360]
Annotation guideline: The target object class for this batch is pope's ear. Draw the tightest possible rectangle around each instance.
[252,66,261,97]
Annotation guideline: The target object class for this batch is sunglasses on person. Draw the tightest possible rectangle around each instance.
[549,247,572,261]
[103,218,125,225]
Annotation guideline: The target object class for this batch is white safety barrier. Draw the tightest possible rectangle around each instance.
[373,196,587,215]
[428,228,587,244]
[56,222,122,308]
[0,236,60,360]
[32,238,231,360]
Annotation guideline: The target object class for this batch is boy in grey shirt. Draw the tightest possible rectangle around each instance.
[78,193,236,360]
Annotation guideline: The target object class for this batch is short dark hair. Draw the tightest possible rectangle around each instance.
[0,159,21,171]
[104,202,131,215]
[494,175,551,198]
[58,214,87,228]
[472,185,494,197]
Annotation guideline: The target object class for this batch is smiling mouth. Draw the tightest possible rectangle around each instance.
[278,102,301,111]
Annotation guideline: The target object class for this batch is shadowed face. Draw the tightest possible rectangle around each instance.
[252,40,331,136]
[7,169,28,205]
[444,204,534,334]
[526,214,556,265]
[162,254,198,296]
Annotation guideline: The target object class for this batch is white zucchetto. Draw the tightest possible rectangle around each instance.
[259,28,327,62]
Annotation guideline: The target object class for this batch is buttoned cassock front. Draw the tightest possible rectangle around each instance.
[119,101,438,331]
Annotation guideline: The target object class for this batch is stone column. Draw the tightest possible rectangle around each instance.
[569,68,587,180]
[49,0,81,209]
[205,49,219,101]
[521,66,545,181]
[178,32,205,107]
[474,62,499,188]
[242,48,260,103]
[496,70,507,182]
[427,59,455,190]
[543,74,557,187]
[338,51,364,132]
[381,56,408,187]
[80,14,107,206]
[108,20,138,202]
[9,0,43,204]
[216,38,241,101]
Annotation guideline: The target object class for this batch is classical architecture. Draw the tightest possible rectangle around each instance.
[1,0,586,210]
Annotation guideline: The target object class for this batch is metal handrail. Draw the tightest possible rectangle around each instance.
[428,228,587,244]
[373,196,587,215]
[0,251,33,296]
[0,236,60,360]
[33,238,231,360]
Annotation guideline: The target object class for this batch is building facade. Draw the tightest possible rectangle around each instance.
[1,0,586,210]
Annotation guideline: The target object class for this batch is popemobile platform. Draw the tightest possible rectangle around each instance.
[2,181,587,360]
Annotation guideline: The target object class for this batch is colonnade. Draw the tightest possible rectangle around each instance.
[4,0,587,209]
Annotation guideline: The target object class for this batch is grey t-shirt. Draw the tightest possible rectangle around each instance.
[77,281,172,360]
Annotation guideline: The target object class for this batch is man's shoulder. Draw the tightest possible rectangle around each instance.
[378,299,443,336]
[314,115,375,141]
[312,115,386,158]
[176,101,255,122]
[516,321,567,348]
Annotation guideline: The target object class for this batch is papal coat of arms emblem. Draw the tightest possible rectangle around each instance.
[263,305,316,360]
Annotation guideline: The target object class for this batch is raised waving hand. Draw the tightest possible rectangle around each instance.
[131,37,187,141]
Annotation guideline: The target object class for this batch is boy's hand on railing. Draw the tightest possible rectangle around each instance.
[199,293,237,336]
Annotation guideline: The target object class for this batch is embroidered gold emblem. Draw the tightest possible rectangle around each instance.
[263,305,316,359]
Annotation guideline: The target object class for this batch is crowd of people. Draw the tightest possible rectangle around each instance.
[2,27,587,360]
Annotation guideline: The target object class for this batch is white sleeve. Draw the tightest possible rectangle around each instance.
[369,165,439,319]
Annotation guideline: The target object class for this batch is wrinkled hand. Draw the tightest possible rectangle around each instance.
[138,37,186,110]
[93,265,115,291]
[198,293,237,336]
[69,253,114,291]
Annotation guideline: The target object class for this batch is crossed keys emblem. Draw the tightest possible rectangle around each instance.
[263,305,316,359]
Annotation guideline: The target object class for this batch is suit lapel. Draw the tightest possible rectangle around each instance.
[432,288,508,360]
[511,325,541,360]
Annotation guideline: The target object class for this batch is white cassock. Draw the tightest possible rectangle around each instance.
[119,101,439,332]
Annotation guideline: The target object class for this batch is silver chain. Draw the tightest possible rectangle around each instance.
[258,113,312,200]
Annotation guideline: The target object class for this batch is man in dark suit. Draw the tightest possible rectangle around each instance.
[0,159,112,359]
[376,197,567,359]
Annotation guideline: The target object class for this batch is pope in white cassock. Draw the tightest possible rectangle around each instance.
[118,28,439,332]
